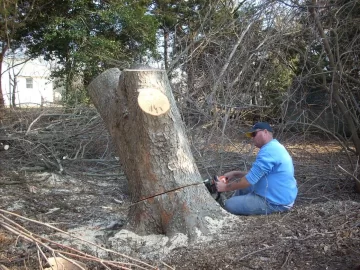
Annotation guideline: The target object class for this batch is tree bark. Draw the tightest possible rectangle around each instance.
[88,67,227,239]
[0,44,7,111]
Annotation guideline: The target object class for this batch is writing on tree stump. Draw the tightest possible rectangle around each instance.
[137,88,170,116]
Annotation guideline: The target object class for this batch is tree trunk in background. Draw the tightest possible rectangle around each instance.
[88,67,227,239]
[10,73,17,108]
[163,28,169,70]
[0,46,6,113]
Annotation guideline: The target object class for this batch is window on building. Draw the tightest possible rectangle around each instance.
[26,78,33,88]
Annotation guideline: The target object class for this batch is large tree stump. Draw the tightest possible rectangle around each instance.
[88,67,227,239]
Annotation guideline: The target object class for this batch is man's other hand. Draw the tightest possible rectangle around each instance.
[216,181,228,192]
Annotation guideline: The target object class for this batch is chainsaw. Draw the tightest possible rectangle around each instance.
[204,175,228,201]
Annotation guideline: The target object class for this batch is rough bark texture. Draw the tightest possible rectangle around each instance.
[88,67,227,239]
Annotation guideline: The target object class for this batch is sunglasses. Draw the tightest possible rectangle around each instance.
[250,129,264,137]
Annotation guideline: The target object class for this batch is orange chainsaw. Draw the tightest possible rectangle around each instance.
[204,175,228,200]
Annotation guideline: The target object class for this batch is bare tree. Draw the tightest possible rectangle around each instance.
[162,0,360,193]
[305,0,360,191]
[0,0,38,110]
[3,55,30,108]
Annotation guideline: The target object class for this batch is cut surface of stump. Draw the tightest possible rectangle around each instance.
[137,87,170,116]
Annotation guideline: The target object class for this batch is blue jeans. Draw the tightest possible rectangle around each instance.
[224,186,290,215]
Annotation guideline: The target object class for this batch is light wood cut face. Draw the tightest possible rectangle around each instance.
[137,88,170,116]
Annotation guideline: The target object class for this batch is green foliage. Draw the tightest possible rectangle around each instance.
[18,0,159,105]
[0,0,30,50]
[262,55,299,117]
[148,0,212,68]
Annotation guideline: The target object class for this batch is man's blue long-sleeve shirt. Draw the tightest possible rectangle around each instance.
[245,139,298,206]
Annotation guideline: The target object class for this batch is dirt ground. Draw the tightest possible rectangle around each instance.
[0,108,359,270]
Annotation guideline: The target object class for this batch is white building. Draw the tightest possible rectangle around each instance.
[1,56,62,107]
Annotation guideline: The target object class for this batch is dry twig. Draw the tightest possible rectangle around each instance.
[0,209,163,270]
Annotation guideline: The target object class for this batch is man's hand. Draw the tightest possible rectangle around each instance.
[223,171,237,181]
[224,170,246,181]
[216,175,251,192]
[215,181,228,192]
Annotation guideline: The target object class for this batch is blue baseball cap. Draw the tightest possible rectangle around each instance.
[245,122,273,138]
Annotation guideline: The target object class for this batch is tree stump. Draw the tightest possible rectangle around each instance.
[88,67,227,239]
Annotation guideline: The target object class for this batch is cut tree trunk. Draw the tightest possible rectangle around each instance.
[88,67,227,239]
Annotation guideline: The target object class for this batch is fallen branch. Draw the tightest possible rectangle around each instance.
[337,164,360,185]
[0,209,164,270]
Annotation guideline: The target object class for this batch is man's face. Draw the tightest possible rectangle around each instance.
[251,129,266,148]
